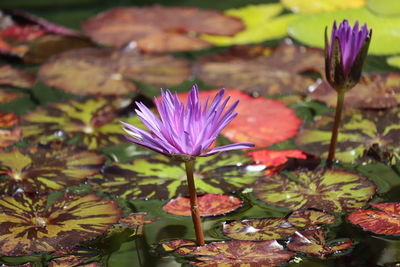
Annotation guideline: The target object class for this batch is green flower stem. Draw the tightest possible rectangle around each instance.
[327,90,345,168]
[185,160,205,246]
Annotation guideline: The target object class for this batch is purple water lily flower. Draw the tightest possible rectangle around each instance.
[325,19,372,91]
[121,85,254,161]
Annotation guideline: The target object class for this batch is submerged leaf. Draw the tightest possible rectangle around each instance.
[287,210,336,228]
[0,65,35,88]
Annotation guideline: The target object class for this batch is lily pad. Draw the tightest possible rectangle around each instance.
[287,210,336,227]
[296,108,400,163]
[49,256,101,267]
[21,97,139,149]
[0,193,121,256]
[0,127,22,149]
[0,90,25,103]
[287,228,353,259]
[89,152,263,200]
[82,5,244,52]
[367,0,400,16]
[177,240,295,267]
[0,112,19,127]
[281,0,365,13]
[160,239,197,253]
[0,144,104,194]
[309,73,400,109]
[0,65,35,88]
[223,218,296,240]
[194,41,324,96]
[348,202,400,235]
[253,169,376,213]
[119,212,156,227]
[387,56,400,68]
[38,47,191,96]
[288,8,400,55]
[163,194,243,217]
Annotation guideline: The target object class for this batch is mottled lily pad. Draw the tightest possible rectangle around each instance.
[309,73,400,109]
[160,239,197,253]
[194,41,323,96]
[82,5,244,52]
[296,108,400,163]
[0,144,104,194]
[119,212,156,227]
[0,65,35,88]
[287,228,353,259]
[0,90,24,103]
[163,194,242,217]
[38,47,191,96]
[0,193,121,256]
[281,0,365,13]
[177,240,295,267]
[89,152,263,200]
[49,255,101,267]
[21,97,139,149]
[253,169,376,213]
[223,218,296,240]
[348,202,400,235]
[287,210,336,228]
[0,112,18,127]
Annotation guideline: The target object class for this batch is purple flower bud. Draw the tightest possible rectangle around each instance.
[325,19,372,92]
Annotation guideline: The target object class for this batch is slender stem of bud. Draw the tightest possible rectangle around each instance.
[327,90,345,168]
[184,160,205,246]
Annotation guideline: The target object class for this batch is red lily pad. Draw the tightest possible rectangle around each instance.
[0,143,105,194]
[82,5,244,52]
[0,112,19,127]
[287,228,353,259]
[0,193,121,256]
[287,210,336,228]
[177,240,295,267]
[163,194,242,217]
[0,90,24,103]
[347,202,400,235]
[0,65,35,88]
[253,169,376,213]
[309,73,400,109]
[193,41,324,96]
[38,47,191,96]
[223,218,296,240]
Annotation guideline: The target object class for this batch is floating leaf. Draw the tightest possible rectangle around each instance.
[177,240,295,267]
[194,41,323,96]
[160,239,197,252]
[287,210,336,228]
[89,152,263,200]
[38,47,191,96]
[0,112,18,127]
[253,169,376,213]
[296,108,400,163]
[223,218,296,240]
[0,65,35,88]
[0,144,104,194]
[163,194,242,217]
[0,127,22,148]
[49,256,101,267]
[348,202,400,235]
[0,90,24,103]
[21,97,138,149]
[309,73,400,109]
[367,0,400,16]
[281,0,365,13]
[288,8,400,55]
[82,5,244,52]
[0,193,121,256]
[119,213,156,227]
[387,56,400,68]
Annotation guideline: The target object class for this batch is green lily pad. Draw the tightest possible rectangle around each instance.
[0,143,104,194]
[387,56,400,68]
[288,8,400,55]
[0,193,121,256]
[287,210,336,227]
[296,108,400,163]
[89,152,263,200]
[281,0,366,13]
[367,0,400,16]
[223,218,296,240]
[253,169,376,213]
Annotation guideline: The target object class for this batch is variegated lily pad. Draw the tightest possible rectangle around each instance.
[0,65,35,88]
[0,144,104,194]
[38,47,191,96]
[253,169,376,213]
[287,210,336,228]
[159,239,197,253]
[0,127,22,148]
[163,194,242,217]
[296,108,400,163]
[194,41,324,96]
[49,256,101,267]
[223,218,296,240]
[0,193,121,256]
[0,112,18,127]
[89,152,263,200]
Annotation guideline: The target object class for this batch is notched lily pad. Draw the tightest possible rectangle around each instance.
[82,5,244,52]
[177,240,295,267]
[163,194,242,217]
[223,218,296,240]
[348,202,400,235]
[0,193,121,256]
[194,41,324,96]
[309,73,400,109]
[0,143,104,194]
[0,65,35,88]
[38,47,191,96]
[296,108,400,163]
[287,228,353,259]
[287,210,336,228]
[89,152,263,200]
[253,169,376,213]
